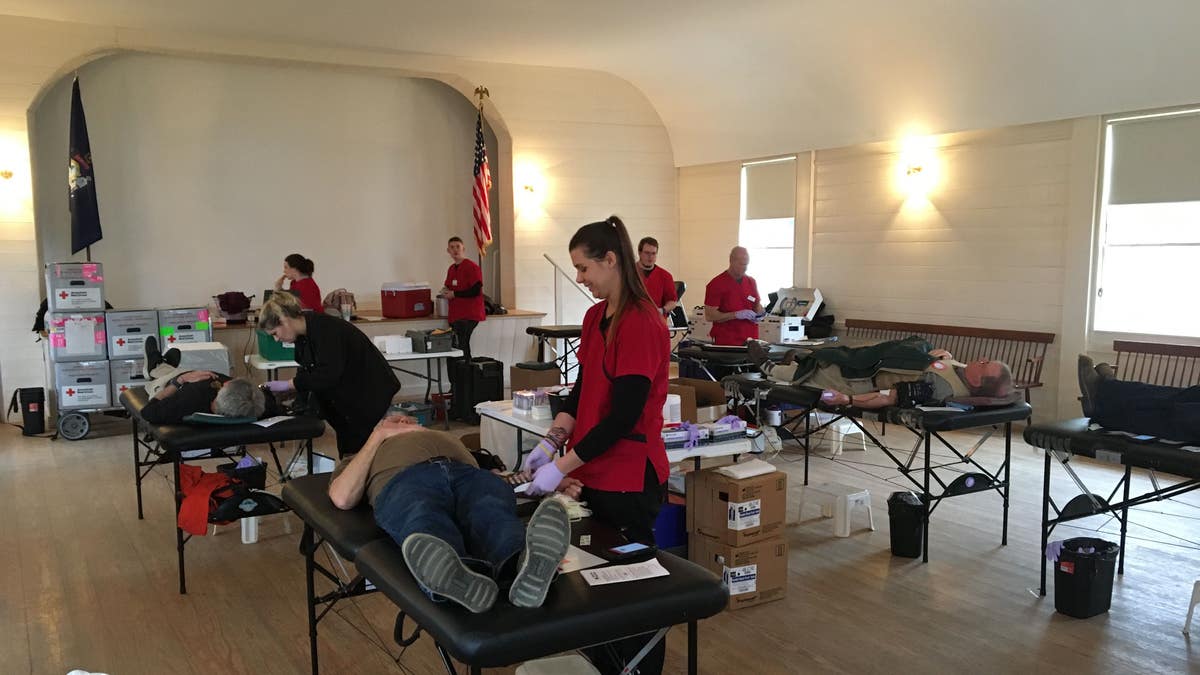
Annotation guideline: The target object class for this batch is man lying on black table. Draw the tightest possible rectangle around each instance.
[139,336,268,424]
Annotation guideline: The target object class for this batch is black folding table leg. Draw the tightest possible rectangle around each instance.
[688,620,698,675]
[133,419,144,519]
[1002,422,1011,546]
[304,525,319,675]
[922,431,931,563]
[803,412,811,486]
[438,357,449,430]
[1119,465,1131,575]
[173,456,187,594]
[1039,449,1051,596]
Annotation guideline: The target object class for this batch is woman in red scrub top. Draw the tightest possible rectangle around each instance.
[522,215,670,674]
[274,253,323,313]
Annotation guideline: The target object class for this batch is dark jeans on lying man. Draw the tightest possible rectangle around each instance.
[1092,379,1200,443]
[373,460,525,589]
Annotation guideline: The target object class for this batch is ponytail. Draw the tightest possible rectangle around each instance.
[568,215,652,333]
[285,253,315,277]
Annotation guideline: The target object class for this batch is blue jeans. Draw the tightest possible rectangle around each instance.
[373,460,525,579]
[1094,380,1200,443]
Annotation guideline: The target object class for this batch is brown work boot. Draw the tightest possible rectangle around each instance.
[1077,354,1100,418]
[780,349,800,366]
[745,340,770,370]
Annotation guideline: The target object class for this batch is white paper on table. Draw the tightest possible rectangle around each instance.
[254,415,292,427]
[65,318,94,354]
[581,559,670,586]
[560,545,606,574]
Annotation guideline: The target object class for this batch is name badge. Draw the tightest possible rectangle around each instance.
[452,279,458,286]
[747,296,756,303]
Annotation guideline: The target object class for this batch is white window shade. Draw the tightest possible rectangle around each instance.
[1108,112,1200,205]
[744,159,797,220]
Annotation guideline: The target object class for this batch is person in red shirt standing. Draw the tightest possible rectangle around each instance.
[636,236,679,324]
[440,236,486,362]
[521,215,670,674]
[704,246,764,345]
[274,253,323,313]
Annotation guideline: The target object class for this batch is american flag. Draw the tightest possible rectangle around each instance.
[472,110,493,256]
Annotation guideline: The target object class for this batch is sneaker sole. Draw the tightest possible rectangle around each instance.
[401,533,498,613]
[509,499,572,608]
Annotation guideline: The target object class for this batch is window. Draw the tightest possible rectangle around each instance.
[740,157,796,294]
[1093,110,1200,339]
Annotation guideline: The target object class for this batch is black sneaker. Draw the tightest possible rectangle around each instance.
[144,335,162,373]
[508,498,571,608]
[163,347,182,368]
[401,533,498,613]
[1077,354,1100,418]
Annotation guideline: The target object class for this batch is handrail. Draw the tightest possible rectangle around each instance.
[543,253,595,324]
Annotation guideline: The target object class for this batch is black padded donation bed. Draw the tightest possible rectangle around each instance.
[727,374,1031,562]
[1023,418,1200,596]
[281,474,728,675]
[526,325,582,383]
[121,387,327,594]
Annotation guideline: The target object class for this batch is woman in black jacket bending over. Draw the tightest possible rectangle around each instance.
[259,293,399,457]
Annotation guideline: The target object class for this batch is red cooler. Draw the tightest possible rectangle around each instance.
[381,282,432,318]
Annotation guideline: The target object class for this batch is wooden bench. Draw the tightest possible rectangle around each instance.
[843,319,1057,403]
[1112,340,1200,387]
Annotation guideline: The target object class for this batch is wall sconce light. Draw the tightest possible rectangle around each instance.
[897,136,938,199]
[0,170,12,180]
[523,184,535,193]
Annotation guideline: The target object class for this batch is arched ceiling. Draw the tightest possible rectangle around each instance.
[4,0,1200,166]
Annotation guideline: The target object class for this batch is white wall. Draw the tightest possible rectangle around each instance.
[31,53,497,310]
[0,122,42,408]
[677,161,740,305]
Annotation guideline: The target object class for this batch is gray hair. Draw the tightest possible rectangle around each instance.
[214,378,266,418]
[259,292,304,331]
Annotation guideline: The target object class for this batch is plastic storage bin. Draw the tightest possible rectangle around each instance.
[110,358,148,403]
[158,307,213,345]
[1055,537,1120,618]
[887,491,924,558]
[257,329,295,361]
[47,312,108,362]
[46,262,105,312]
[106,310,158,358]
[54,361,112,410]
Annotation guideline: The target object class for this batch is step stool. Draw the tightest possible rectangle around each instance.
[1185,579,1200,635]
[809,411,867,456]
[799,482,875,537]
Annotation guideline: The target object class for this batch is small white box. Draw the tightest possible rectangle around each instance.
[759,316,806,344]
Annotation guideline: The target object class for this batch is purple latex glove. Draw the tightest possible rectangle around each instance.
[678,421,702,449]
[265,380,292,393]
[734,309,758,321]
[1045,540,1064,563]
[716,414,746,431]
[522,438,558,472]
[524,461,566,497]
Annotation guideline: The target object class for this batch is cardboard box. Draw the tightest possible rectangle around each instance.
[510,364,561,391]
[686,469,787,546]
[690,534,788,610]
[668,377,727,423]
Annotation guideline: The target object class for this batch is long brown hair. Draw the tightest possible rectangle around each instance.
[569,215,652,336]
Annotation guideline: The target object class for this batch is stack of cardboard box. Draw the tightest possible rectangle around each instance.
[685,468,788,610]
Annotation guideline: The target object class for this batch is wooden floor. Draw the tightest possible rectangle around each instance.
[2,415,1198,674]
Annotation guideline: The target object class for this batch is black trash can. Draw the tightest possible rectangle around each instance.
[1054,537,1119,618]
[8,387,46,436]
[888,491,924,558]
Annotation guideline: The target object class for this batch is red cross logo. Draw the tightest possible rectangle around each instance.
[116,338,126,347]
[65,388,76,397]
[167,335,177,343]
[59,291,69,299]
[119,385,128,392]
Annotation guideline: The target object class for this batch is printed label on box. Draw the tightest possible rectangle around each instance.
[111,334,150,356]
[61,385,107,407]
[162,330,207,345]
[723,564,758,595]
[727,498,762,530]
[54,287,102,309]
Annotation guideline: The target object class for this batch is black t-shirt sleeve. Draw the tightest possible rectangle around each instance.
[572,374,651,462]
[561,370,583,418]
[453,281,483,298]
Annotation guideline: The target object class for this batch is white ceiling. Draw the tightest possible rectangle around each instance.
[5,0,1200,166]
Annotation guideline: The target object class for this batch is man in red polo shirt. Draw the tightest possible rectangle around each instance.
[704,246,764,345]
[637,237,678,324]
[441,237,486,362]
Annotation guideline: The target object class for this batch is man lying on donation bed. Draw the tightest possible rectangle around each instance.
[138,336,276,424]
[745,335,1023,410]
[328,418,581,614]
